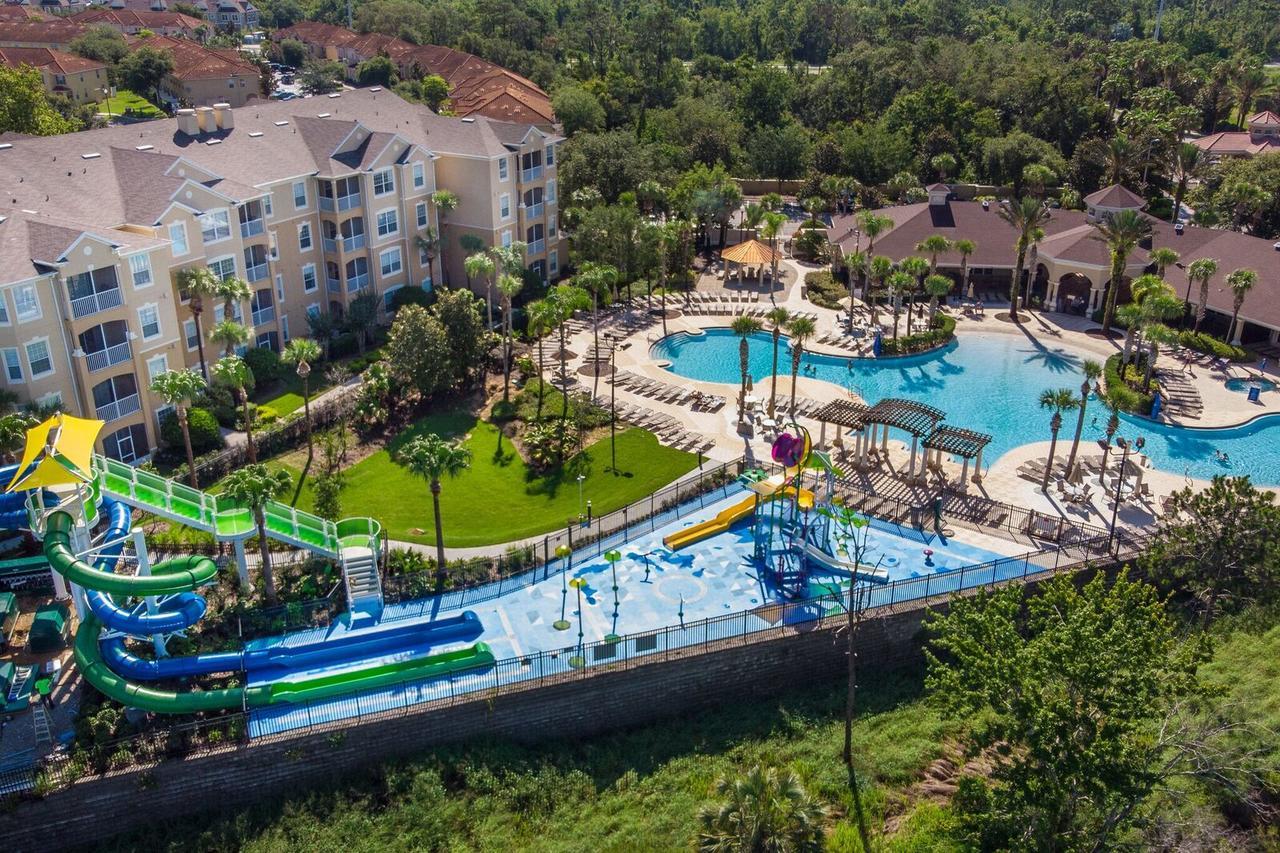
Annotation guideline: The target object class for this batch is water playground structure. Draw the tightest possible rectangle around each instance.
[664,423,890,598]
[2,414,494,715]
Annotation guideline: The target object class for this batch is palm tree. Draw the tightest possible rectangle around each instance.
[764,307,790,418]
[1022,163,1057,198]
[785,315,816,414]
[464,252,497,328]
[916,234,951,275]
[1092,209,1153,334]
[868,255,893,321]
[1038,388,1079,491]
[897,256,929,334]
[760,211,787,297]
[549,284,591,421]
[856,211,894,257]
[1232,64,1270,126]
[1188,257,1219,332]
[176,267,219,378]
[527,298,559,420]
[842,249,867,328]
[741,201,765,237]
[221,463,293,603]
[997,196,1050,322]
[1170,143,1202,224]
[430,189,460,284]
[214,275,251,321]
[924,274,953,324]
[149,368,206,488]
[1142,319,1180,392]
[0,412,34,464]
[415,227,441,288]
[496,272,523,402]
[731,315,762,423]
[1106,134,1133,185]
[1120,273,1167,365]
[208,319,251,358]
[1149,247,1178,279]
[697,765,826,853]
[282,338,322,459]
[397,432,471,575]
[885,270,912,339]
[953,238,977,299]
[576,262,619,397]
[1063,359,1104,475]
[1226,268,1258,344]
[211,355,256,463]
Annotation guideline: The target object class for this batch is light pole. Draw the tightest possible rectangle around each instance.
[577,473,586,520]
[609,340,617,471]
[1108,436,1132,545]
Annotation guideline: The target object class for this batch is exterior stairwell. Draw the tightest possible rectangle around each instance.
[340,546,383,624]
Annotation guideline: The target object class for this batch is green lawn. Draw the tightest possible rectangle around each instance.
[263,412,702,547]
[253,372,332,418]
[261,391,306,417]
[95,89,164,119]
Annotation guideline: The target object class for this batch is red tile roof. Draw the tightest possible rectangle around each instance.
[71,8,204,31]
[0,19,84,46]
[128,33,259,81]
[0,6,49,21]
[1190,132,1280,157]
[0,45,106,75]
[1083,183,1144,208]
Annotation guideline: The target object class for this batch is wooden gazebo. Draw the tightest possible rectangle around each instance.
[923,425,993,484]
[720,239,781,287]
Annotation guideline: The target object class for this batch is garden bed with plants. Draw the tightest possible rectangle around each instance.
[1104,353,1157,415]
[880,313,957,356]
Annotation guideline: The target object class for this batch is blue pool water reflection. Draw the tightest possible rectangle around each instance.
[652,329,1280,486]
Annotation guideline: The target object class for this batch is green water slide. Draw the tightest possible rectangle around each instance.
[265,643,496,705]
[44,512,217,597]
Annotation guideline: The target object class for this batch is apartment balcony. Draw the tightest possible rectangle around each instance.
[342,234,366,253]
[523,203,544,220]
[521,165,542,182]
[327,276,342,293]
[346,273,369,292]
[245,262,269,282]
[526,239,545,256]
[323,237,338,253]
[84,341,132,372]
[69,287,123,319]
[96,393,141,423]
[252,305,276,326]
[240,218,265,238]
[319,197,335,212]
[338,193,362,212]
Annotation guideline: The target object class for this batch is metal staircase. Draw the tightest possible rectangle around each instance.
[339,546,383,621]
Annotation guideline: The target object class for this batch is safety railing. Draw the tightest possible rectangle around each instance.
[83,341,131,373]
[68,287,123,319]
[94,393,141,424]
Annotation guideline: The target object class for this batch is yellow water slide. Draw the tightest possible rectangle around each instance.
[662,476,815,550]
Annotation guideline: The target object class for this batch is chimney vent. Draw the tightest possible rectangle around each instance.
[176,108,198,135]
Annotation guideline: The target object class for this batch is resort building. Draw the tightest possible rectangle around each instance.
[95,0,258,30]
[136,33,262,108]
[0,88,563,462]
[0,18,82,48]
[827,183,1280,346]
[1190,111,1280,160]
[70,7,206,39]
[0,45,107,103]
[272,22,556,128]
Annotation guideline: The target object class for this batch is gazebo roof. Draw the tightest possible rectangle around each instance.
[812,399,871,428]
[721,238,781,266]
[923,425,992,459]
[863,398,945,437]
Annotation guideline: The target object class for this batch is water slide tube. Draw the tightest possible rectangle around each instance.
[663,484,815,551]
[0,463,58,530]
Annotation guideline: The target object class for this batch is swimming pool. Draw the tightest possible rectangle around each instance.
[1225,376,1276,394]
[652,329,1280,486]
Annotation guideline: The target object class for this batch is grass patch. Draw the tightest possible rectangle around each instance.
[95,89,164,119]
[231,411,700,547]
[261,391,306,417]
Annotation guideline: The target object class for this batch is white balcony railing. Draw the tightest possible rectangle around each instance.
[96,393,141,423]
[327,276,342,293]
[69,287,123,319]
[84,341,131,372]
[346,273,368,292]
[523,203,544,220]
[342,234,366,252]
[337,193,361,211]
[319,197,335,212]
[252,306,275,325]
[521,165,542,182]
[240,218,265,238]
[526,239,545,256]
[323,237,338,253]
[245,262,269,282]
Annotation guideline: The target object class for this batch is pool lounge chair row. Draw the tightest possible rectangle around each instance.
[594,395,717,453]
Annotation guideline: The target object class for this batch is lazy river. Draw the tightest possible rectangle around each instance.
[651,329,1280,486]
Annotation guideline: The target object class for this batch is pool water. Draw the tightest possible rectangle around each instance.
[1225,377,1276,393]
[652,329,1280,486]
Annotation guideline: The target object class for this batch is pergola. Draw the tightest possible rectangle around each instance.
[923,425,993,484]
[811,399,870,450]
[720,239,781,287]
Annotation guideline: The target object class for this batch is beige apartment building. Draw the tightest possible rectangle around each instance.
[0,88,563,463]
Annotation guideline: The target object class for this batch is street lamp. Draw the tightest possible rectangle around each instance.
[577,473,586,520]
[1108,436,1133,544]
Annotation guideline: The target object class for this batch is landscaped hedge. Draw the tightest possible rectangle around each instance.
[1104,353,1155,415]
[880,313,957,356]
[1178,331,1250,362]
[159,407,224,456]
[805,270,846,310]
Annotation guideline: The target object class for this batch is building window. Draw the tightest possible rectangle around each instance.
[13,284,40,321]
[25,338,52,377]
[293,180,308,209]
[198,208,231,243]
[208,256,236,281]
[3,348,22,382]
[281,314,290,342]
[548,220,557,238]
[302,264,317,292]
[418,244,429,265]
[379,247,402,277]
[375,209,398,237]
[128,254,153,288]
[373,168,394,196]
[415,202,427,228]
[411,162,425,189]
[499,194,510,220]
[546,179,556,204]
[0,294,7,325]
[501,230,512,248]
[138,304,161,339]
[306,303,321,319]
[545,144,554,166]
[168,221,189,256]
[146,354,168,382]
[103,423,148,463]
[183,318,198,349]
[498,157,508,181]
[262,194,273,217]
[549,249,559,275]
[299,222,313,251]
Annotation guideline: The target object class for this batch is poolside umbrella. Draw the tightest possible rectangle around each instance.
[550,347,577,362]
[1067,460,1084,485]
[5,414,102,494]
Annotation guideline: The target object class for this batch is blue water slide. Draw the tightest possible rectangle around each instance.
[83,497,211,636]
[0,464,56,530]
[99,636,246,680]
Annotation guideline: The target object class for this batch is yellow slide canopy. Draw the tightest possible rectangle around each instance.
[4,414,103,493]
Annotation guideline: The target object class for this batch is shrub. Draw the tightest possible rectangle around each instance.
[880,313,957,356]
[199,383,238,427]
[1104,353,1155,414]
[1177,331,1249,362]
[791,227,828,262]
[389,286,435,312]
[804,270,846,310]
[160,406,224,455]
[515,379,609,428]
[244,346,282,389]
